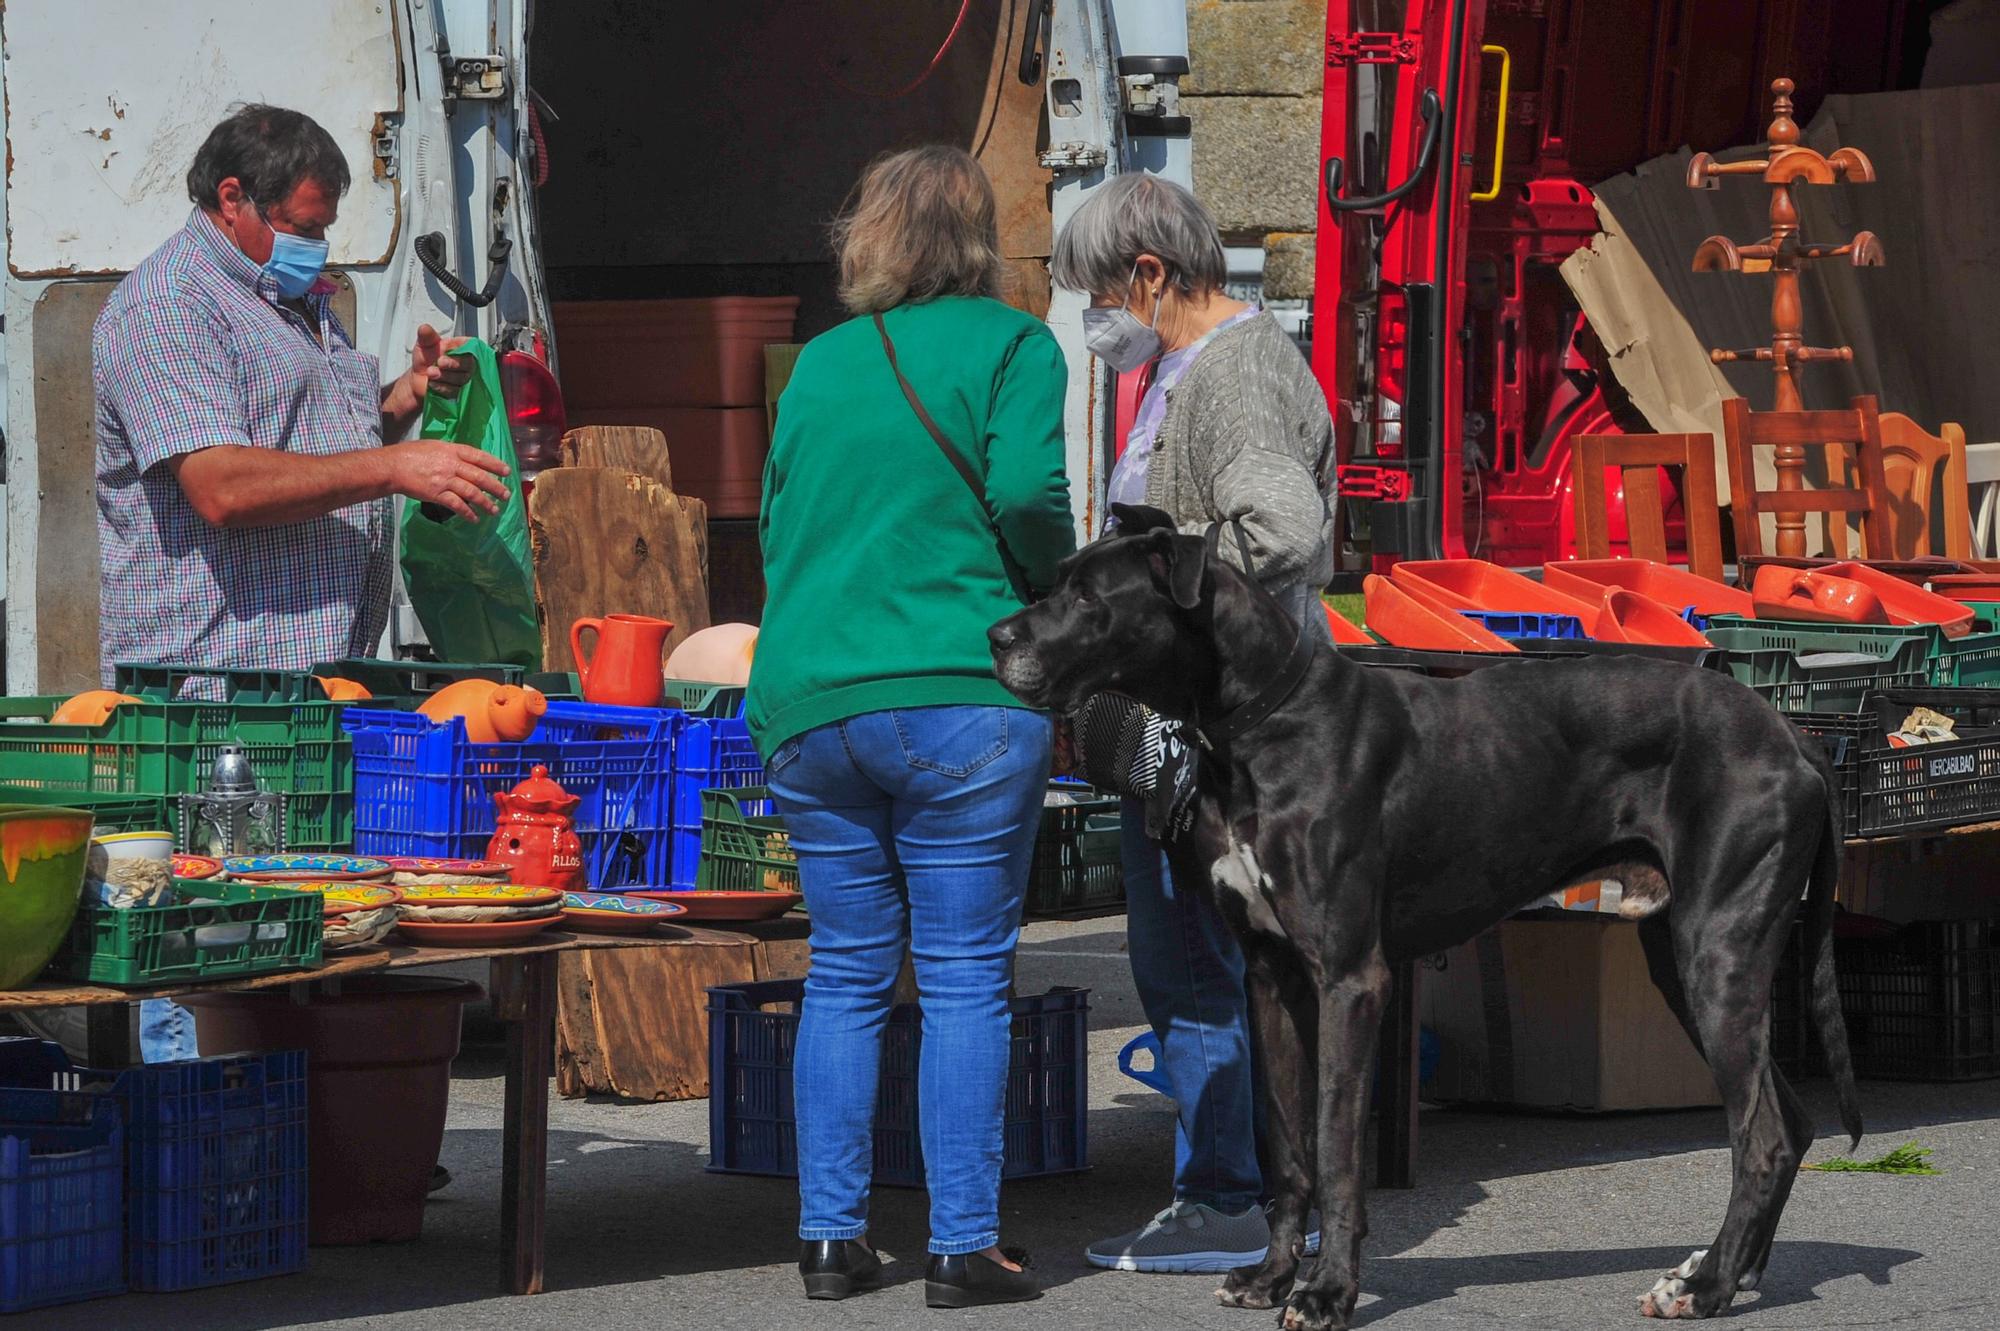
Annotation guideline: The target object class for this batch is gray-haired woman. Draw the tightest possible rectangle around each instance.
[1052,171,1334,1275]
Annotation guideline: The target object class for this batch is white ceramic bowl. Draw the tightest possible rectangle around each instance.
[90,830,174,863]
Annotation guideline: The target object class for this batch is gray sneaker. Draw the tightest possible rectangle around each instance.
[1085,1200,1271,1273]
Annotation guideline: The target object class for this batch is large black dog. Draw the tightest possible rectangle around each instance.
[989,506,1860,1330]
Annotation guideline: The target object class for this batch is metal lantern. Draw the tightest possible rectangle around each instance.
[177,743,287,857]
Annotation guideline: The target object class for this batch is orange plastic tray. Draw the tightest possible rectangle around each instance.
[1591,588,1713,647]
[1750,565,1889,625]
[1364,574,1518,653]
[1542,558,1752,618]
[1927,573,2000,603]
[1323,601,1372,645]
[1822,562,1976,637]
[1390,559,1600,619]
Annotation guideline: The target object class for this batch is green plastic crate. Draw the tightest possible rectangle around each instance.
[116,659,520,704]
[1027,785,1124,917]
[1707,615,2000,690]
[522,675,745,716]
[695,786,797,892]
[0,695,351,848]
[55,880,322,987]
[1708,624,1931,713]
[0,789,176,834]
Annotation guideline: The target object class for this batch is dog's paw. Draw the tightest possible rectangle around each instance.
[1216,1261,1290,1310]
[1279,1286,1350,1331]
[1637,1250,1710,1319]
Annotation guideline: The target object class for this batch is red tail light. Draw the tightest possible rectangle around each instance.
[500,346,567,485]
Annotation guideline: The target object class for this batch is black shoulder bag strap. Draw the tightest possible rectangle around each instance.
[874,313,1034,604]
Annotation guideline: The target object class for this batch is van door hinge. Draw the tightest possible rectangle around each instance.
[1327,32,1420,65]
[370,115,399,180]
[441,53,509,101]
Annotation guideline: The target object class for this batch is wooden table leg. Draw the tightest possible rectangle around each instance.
[85,1003,134,1068]
[494,952,556,1295]
[1376,961,1419,1189]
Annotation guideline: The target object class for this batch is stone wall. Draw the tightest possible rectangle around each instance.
[1185,0,1326,299]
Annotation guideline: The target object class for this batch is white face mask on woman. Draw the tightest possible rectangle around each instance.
[1082,262,1163,373]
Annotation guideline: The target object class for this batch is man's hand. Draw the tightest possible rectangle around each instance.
[410,324,474,400]
[383,440,512,521]
[381,324,475,434]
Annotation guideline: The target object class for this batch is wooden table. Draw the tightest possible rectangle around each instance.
[0,928,710,1296]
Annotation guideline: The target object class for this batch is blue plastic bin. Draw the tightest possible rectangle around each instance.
[1457,610,1589,640]
[0,1041,307,1293]
[707,980,1089,1187]
[344,700,677,889]
[0,1092,124,1313]
[668,709,764,889]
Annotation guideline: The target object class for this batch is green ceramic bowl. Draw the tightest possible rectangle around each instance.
[0,804,93,989]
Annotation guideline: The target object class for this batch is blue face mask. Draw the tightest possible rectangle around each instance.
[261,215,329,299]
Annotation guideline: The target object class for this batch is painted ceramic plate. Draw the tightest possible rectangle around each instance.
[382,856,511,876]
[397,883,564,909]
[170,854,223,880]
[625,890,803,922]
[395,916,562,947]
[561,891,687,935]
[223,853,391,882]
[239,881,403,915]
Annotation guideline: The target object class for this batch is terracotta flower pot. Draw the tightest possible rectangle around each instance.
[183,974,482,1245]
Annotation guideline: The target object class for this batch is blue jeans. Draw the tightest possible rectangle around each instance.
[1122,807,1264,1213]
[140,999,199,1062]
[769,704,1053,1256]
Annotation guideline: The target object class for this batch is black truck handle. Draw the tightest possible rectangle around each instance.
[1323,88,1442,212]
[414,230,513,308]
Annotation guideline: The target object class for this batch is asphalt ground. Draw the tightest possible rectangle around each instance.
[22,916,1997,1331]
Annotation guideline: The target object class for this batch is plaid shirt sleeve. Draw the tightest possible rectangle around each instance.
[98,295,253,473]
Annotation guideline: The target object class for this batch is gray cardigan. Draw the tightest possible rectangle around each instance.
[1143,311,1336,589]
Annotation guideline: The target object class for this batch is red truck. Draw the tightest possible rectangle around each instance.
[1313,0,1939,570]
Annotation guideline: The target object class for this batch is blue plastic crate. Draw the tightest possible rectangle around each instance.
[669,711,764,889]
[0,1041,308,1294]
[344,700,676,890]
[0,1096,124,1313]
[1457,610,1589,640]
[706,980,1089,1187]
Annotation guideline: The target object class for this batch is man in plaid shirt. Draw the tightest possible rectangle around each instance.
[92,105,510,1064]
[94,103,511,684]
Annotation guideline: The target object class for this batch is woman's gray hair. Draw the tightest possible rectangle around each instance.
[833,145,1005,314]
[1051,173,1228,298]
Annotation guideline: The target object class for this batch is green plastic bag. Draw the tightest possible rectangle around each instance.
[398,338,541,668]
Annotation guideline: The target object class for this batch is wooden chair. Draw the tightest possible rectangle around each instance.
[1848,413,1971,560]
[1573,433,1727,583]
[1721,394,1892,561]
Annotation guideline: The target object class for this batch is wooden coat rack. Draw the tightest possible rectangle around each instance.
[1688,77,1885,557]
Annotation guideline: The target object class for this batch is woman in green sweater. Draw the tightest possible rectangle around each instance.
[749,145,1075,1308]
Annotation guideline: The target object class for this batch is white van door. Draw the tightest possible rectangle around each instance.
[0,0,548,691]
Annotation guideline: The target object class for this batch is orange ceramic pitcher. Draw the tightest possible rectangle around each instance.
[571,614,673,707]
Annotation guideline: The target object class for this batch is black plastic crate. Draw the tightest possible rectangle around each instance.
[1788,711,1867,841]
[706,979,1089,1187]
[1853,690,2000,838]
[1027,785,1123,917]
[1836,918,2000,1081]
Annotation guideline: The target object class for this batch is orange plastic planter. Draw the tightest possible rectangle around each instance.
[1822,561,1976,639]
[1323,601,1372,645]
[1364,574,1518,653]
[1591,589,1713,647]
[1542,558,1752,618]
[1750,565,1890,625]
[1391,559,1601,618]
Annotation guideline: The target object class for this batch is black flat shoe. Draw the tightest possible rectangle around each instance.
[799,1239,884,1301]
[925,1248,1040,1308]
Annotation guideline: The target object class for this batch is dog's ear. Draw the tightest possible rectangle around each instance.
[1111,503,1177,536]
[1143,528,1210,610]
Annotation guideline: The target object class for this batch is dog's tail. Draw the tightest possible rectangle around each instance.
[1805,769,1863,1150]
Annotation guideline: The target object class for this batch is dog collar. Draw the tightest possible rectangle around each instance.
[1196,599,1318,755]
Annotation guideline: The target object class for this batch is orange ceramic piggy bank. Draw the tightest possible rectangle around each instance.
[417,679,548,743]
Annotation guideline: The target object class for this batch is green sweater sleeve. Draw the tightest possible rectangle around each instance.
[984,328,1077,591]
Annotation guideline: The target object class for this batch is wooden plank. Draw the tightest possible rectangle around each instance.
[529,468,712,672]
[555,930,762,1101]
[497,952,557,1295]
[558,425,675,489]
